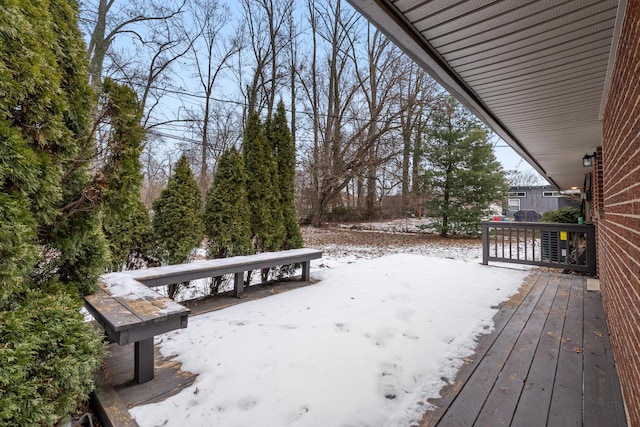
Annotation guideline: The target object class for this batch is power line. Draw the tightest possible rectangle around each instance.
[109,76,457,130]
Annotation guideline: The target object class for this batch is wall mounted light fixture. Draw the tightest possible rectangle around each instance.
[582,152,596,167]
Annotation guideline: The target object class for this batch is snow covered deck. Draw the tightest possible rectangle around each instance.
[421,272,626,427]
[93,269,626,426]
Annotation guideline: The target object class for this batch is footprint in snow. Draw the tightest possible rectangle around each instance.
[334,322,350,333]
[237,396,257,411]
[279,324,297,330]
[284,406,310,424]
[402,331,419,340]
[229,320,248,326]
[367,327,396,347]
[379,362,403,401]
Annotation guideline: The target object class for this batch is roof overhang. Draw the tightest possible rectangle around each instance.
[347,0,625,189]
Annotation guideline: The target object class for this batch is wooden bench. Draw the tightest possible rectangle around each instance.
[122,247,323,298]
[84,248,322,384]
[84,277,190,384]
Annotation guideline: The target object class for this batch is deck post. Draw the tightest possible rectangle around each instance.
[481,222,490,265]
[134,338,154,384]
[233,272,244,298]
[587,223,597,277]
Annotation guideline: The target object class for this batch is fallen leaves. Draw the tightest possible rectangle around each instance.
[301,225,480,249]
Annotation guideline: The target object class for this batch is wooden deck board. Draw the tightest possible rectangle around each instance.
[474,274,560,426]
[434,273,551,426]
[101,342,197,408]
[422,271,627,427]
[421,273,540,426]
[510,276,571,426]
[583,290,627,427]
[547,277,584,427]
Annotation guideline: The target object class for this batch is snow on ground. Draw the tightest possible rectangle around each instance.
[130,246,530,427]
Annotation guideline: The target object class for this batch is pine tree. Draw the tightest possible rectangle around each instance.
[203,147,252,258]
[203,147,252,293]
[152,154,204,297]
[100,78,153,271]
[243,111,283,252]
[422,97,508,237]
[0,0,106,423]
[267,101,303,250]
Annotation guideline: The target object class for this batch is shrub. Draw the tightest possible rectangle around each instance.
[152,154,204,266]
[1,0,108,423]
[541,207,582,223]
[0,291,105,426]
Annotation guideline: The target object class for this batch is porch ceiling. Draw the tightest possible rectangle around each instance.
[347,0,622,190]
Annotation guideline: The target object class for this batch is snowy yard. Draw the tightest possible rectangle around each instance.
[130,222,530,426]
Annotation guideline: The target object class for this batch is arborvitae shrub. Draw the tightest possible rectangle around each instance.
[100,79,153,271]
[0,291,105,426]
[153,154,204,265]
[267,101,303,250]
[152,154,203,298]
[243,112,282,252]
[0,0,108,422]
[203,147,252,259]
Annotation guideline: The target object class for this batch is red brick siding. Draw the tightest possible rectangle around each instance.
[601,1,640,425]
[593,146,604,215]
[592,146,604,276]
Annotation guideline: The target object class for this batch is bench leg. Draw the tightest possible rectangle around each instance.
[301,261,310,282]
[134,338,154,384]
[234,272,244,298]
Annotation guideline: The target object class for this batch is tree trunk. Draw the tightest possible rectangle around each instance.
[87,0,116,91]
[401,122,411,215]
[310,195,324,227]
[412,125,423,217]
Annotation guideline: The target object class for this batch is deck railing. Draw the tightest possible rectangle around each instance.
[481,221,596,277]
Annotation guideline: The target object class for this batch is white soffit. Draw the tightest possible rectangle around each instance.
[348,0,621,189]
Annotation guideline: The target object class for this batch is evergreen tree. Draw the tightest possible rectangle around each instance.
[422,97,508,237]
[267,101,303,250]
[203,147,252,258]
[152,154,203,297]
[203,147,252,293]
[243,111,283,252]
[100,78,153,271]
[0,0,106,423]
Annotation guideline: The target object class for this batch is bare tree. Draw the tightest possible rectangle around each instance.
[82,0,194,179]
[286,3,303,147]
[238,0,294,119]
[299,0,360,225]
[299,1,410,225]
[396,62,441,216]
[83,0,187,92]
[182,0,240,197]
[349,24,407,218]
[507,165,546,186]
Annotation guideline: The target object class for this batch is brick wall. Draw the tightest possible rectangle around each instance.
[601,1,640,425]
[592,146,604,276]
